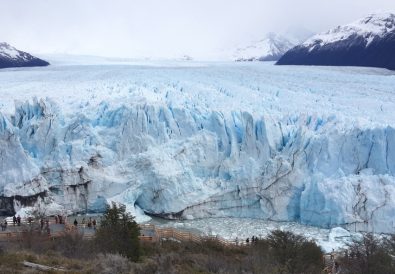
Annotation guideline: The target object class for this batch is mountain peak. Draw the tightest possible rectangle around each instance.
[277,12,395,70]
[0,42,49,69]
[303,12,395,48]
[234,33,295,62]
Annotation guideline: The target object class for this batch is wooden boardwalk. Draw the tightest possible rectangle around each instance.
[138,223,248,246]
[0,222,245,247]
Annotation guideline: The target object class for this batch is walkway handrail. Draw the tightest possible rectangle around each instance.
[147,225,241,246]
[1,222,248,246]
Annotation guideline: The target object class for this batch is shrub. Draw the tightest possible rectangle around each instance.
[53,230,94,259]
[96,253,133,274]
[339,233,395,274]
[95,202,140,261]
[266,230,324,274]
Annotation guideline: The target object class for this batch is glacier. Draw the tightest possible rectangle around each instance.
[0,60,394,233]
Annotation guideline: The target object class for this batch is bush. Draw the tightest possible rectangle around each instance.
[53,230,94,259]
[95,202,140,261]
[266,230,324,274]
[339,233,395,274]
[19,225,53,252]
[96,253,133,274]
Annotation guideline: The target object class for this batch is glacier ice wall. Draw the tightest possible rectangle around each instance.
[0,98,394,232]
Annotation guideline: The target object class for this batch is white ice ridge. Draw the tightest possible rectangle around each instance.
[0,62,395,230]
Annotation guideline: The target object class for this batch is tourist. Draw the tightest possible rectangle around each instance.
[3,220,7,231]
[17,215,21,226]
[330,249,335,261]
[55,215,58,224]
[246,238,250,244]
[74,219,78,227]
[40,218,44,230]
[59,215,63,224]
[235,237,239,245]
[82,217,86,228]
[88,217,92,229]
[92,219,97,230]
[12,215,16,226]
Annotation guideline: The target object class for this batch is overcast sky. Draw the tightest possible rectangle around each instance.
[1,0,394,59]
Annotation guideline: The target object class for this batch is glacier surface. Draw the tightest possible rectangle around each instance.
[0,60,394,233]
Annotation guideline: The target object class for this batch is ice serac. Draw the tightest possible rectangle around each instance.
[0,99,394,232]
[0,42,49,69]
[277,12,395,70]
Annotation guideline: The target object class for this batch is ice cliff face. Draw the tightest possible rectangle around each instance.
[1,97,394,232]
[0,42,49,69]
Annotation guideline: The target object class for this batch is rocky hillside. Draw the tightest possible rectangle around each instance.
[277,13,395,70]
[0,42,49,69]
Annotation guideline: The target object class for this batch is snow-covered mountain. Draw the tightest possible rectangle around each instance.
[283,26,315,45]
[277,12,395,70]
[234,33,295,61]
[0,42,49,69]
[0,61,394,233]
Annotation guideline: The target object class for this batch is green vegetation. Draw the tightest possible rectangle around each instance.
[1,206,393,273]
[337,233,395,274]
[266,230,324,274]
[0,228,325,273]
[95,202,140,261]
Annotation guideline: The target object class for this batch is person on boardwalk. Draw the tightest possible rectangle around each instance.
[330,249,335,261]
[59,215,63,224]
[246,238,250,244]
[46,224,50,236]
[3,220,7,231]
[92,219,97,230]
[88,218,92,229]
[55,215,58,224]
[13,215,16,226]
[82,218,86,228]
[17,215,21,226]
[74,219,78,227]
[28,216,32,225]
[40,218,44,230]
[44,219,50,235]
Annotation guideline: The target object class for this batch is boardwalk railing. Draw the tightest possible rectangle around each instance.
[0,230,72,241]
[0,222,247,247]
[139,224,247,246]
